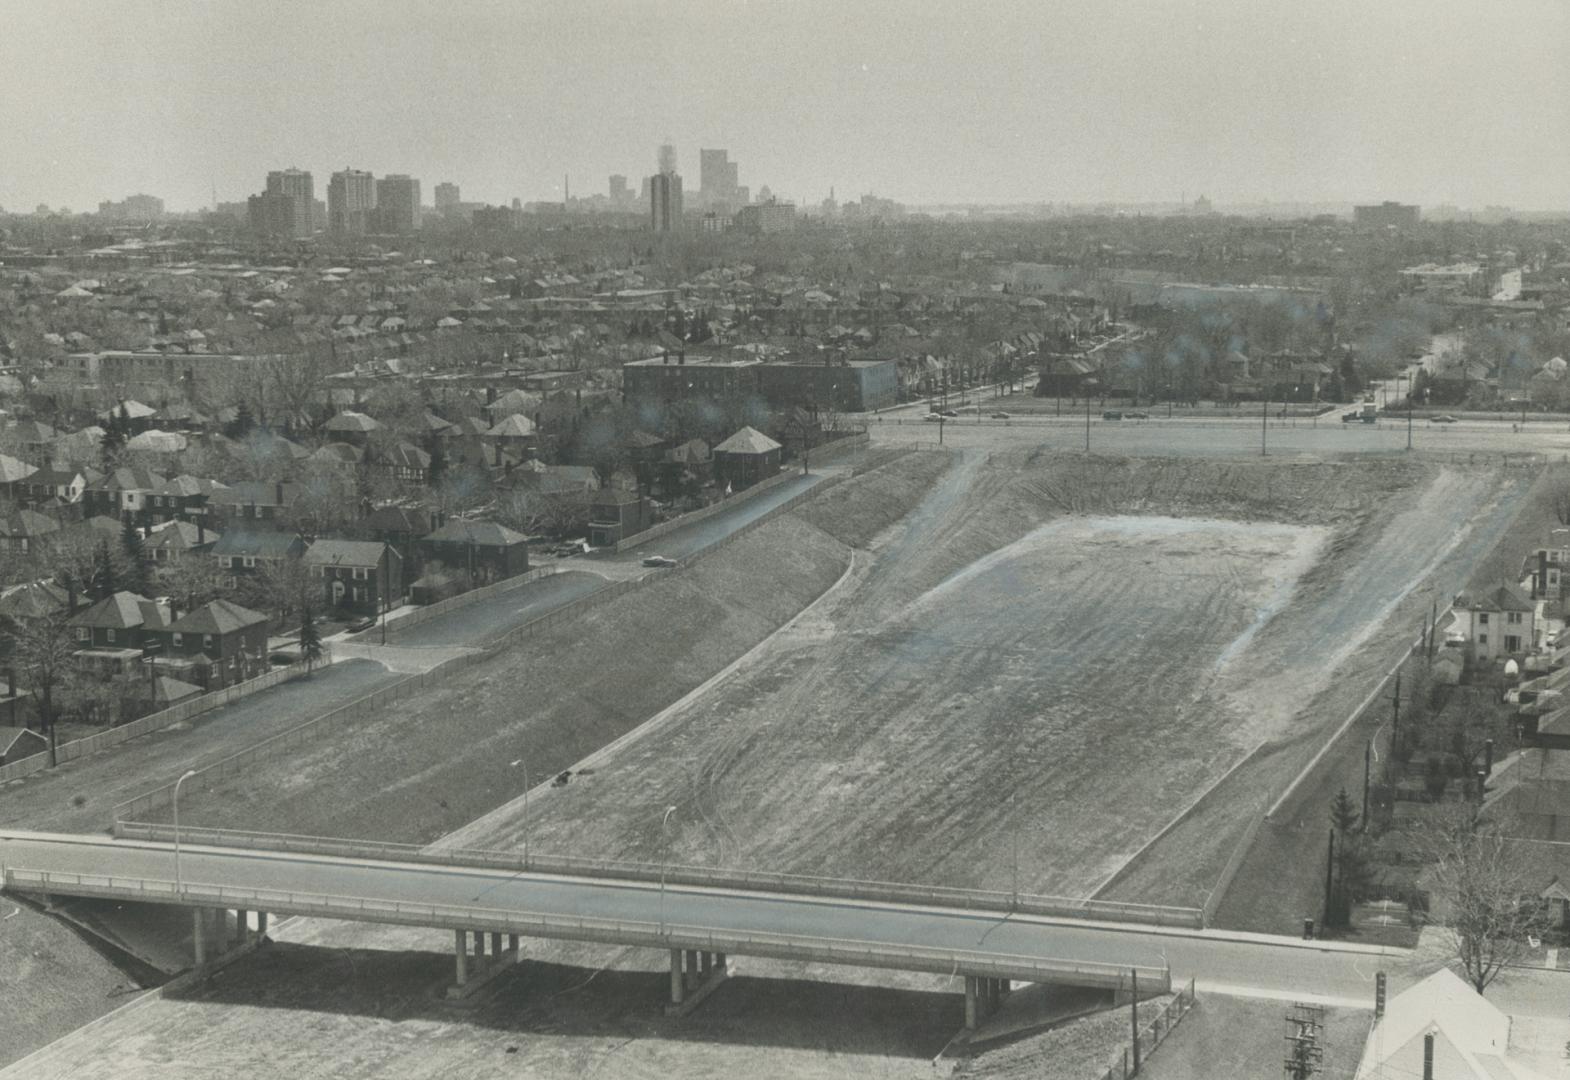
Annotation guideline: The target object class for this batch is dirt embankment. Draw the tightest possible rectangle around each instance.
[158,452,953,841]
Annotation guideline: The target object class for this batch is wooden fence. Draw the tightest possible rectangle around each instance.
[0,652,327,786]
[1095,978,1197,1080]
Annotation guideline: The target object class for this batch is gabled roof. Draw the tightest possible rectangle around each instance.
[70,591,167,632]
[0,454,38,484]
[0,581,70,620]
[304,539,389,568]
[210,530,303,559]
[1461,583,1535,614]
[324,410,382,433]
[168,598,268,636]
[1353,968,1528,1079]
[665,439,711,464]
[0,508,61,540]
[714,426,782,455]
[146,520,219,551]
[623,429,666,449]
[423,518,527,547]
[363,505,434,534]
[486,413,536,437]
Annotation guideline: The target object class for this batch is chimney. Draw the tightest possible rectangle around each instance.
[197,521,206,546]
[1423,1032,1434,1080]
[1539,551,1548,599]
[274,481,284,506]
[487,386,496,404]
[1484,738,1494,775]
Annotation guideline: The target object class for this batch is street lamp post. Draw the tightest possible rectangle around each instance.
[659,804,677,934]
[173,768,198,896]
[510,757,530,865]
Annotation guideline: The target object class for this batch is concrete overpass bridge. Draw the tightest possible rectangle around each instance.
[0,829,1172,1029]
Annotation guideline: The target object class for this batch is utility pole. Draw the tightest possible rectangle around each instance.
[1085,394,1091,453]
[1362,741,1372,829]
[1391,672,1402,749]
[1130,968,1141,1074]
[1322,828,1336,931]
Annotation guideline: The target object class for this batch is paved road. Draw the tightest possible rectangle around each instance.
[385,570,609,647]
[869,409,1570,459]
[0,831,1167,984]
[0,831,1404,1003]
[596,470,832,563]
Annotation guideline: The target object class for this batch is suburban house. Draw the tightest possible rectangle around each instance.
[0,453,39,502]
[587,488,654,548]
[207,481,301,528]
[1452,583,1535,664]
[68,591,170,673]
[303,539,403,617]
[0,507,61,554]
[154,599,271,690]
[371,441,432,485]
[17,464,88,507]
[417,519,529,586]
[1527,528,1570,600]
[211,529,306,583]
[363,505,435,570]
[146,473,226,525]
[713,426,783,490]
[145,519,220,563]
[82,465,165,524]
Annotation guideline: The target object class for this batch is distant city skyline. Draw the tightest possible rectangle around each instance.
[3,0,1567,214]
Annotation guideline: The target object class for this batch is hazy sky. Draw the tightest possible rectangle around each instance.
[4,0,1567,213]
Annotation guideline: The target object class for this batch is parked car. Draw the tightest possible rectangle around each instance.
[924,413,946,422]
[1431,414,1457,424]
[990,411,1011,420]
[347,617,376,633]
[642,554,677,568]
[1102,411,1123,421]
[1126,411,1150,420]
[939,409,960,418]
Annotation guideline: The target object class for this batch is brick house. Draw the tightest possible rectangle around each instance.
[587,488,654,547]
[207,481,301,529]
[211,529,305,585]
[303,539,403,617]
[69,591,170,673]
[712,426,783,490]
[154,599,270,690]
[417,519,529,587]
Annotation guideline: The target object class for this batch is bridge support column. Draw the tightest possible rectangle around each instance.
[669,949,685,1005]
[684,949,700,991]
[193,908,208,967]
[490,932,502,958]
[713,952,727,975]
[507,933,519,954]
[233,909,248,946]
[256,911,268,938]
[454,930,469,986]
[964,977,979,1030]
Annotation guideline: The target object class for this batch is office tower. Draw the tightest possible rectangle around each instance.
[657,143,677,175]
[434,182,460,211]
[266,168,314,237]
[650,171,683,232]
[1353,201,1421,227]
[375,174,421,233]
[609,175,629,203]
[328,168,377,234]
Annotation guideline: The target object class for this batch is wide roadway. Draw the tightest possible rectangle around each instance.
[0,831,1394,1004]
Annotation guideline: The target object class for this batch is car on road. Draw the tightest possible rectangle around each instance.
[939,409,960,418]
[346,617,376,633]
[641,555,678,568]
[1430,414,1457,423]
[990,411,1011,419]
[1102,411,1123,421]
[1126,411,1150,420]
[924,413,946,422]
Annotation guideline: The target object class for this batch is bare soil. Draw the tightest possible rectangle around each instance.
[1131,995,1369,1080]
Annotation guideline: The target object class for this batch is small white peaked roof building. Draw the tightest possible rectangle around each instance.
[1354,968,1552,1080]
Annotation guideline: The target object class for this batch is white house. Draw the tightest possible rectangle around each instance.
[1453,583,1535,664]
[1355,967,1552,1079]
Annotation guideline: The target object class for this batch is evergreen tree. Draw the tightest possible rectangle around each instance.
[227,401,256,439]
[1327,787,1366,930]
[100,410,127,471]
[91,539,118,600]
[120,516,148,595]
[298,604,323,672]
[426,433,447,489]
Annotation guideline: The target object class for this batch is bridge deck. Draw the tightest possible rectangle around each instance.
[0,830,1169,991]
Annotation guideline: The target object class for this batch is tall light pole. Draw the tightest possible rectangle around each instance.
[659,804,677,934]
[173,768,197,896]
[510,757,530,865]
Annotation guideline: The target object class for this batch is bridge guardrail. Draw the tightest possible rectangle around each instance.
[112,822,1203,929]
[2,867,1170,988]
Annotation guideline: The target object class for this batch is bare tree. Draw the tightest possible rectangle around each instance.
[5,611,78,765]
[1424,804,1552,994]
[1553,474,1570,528]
